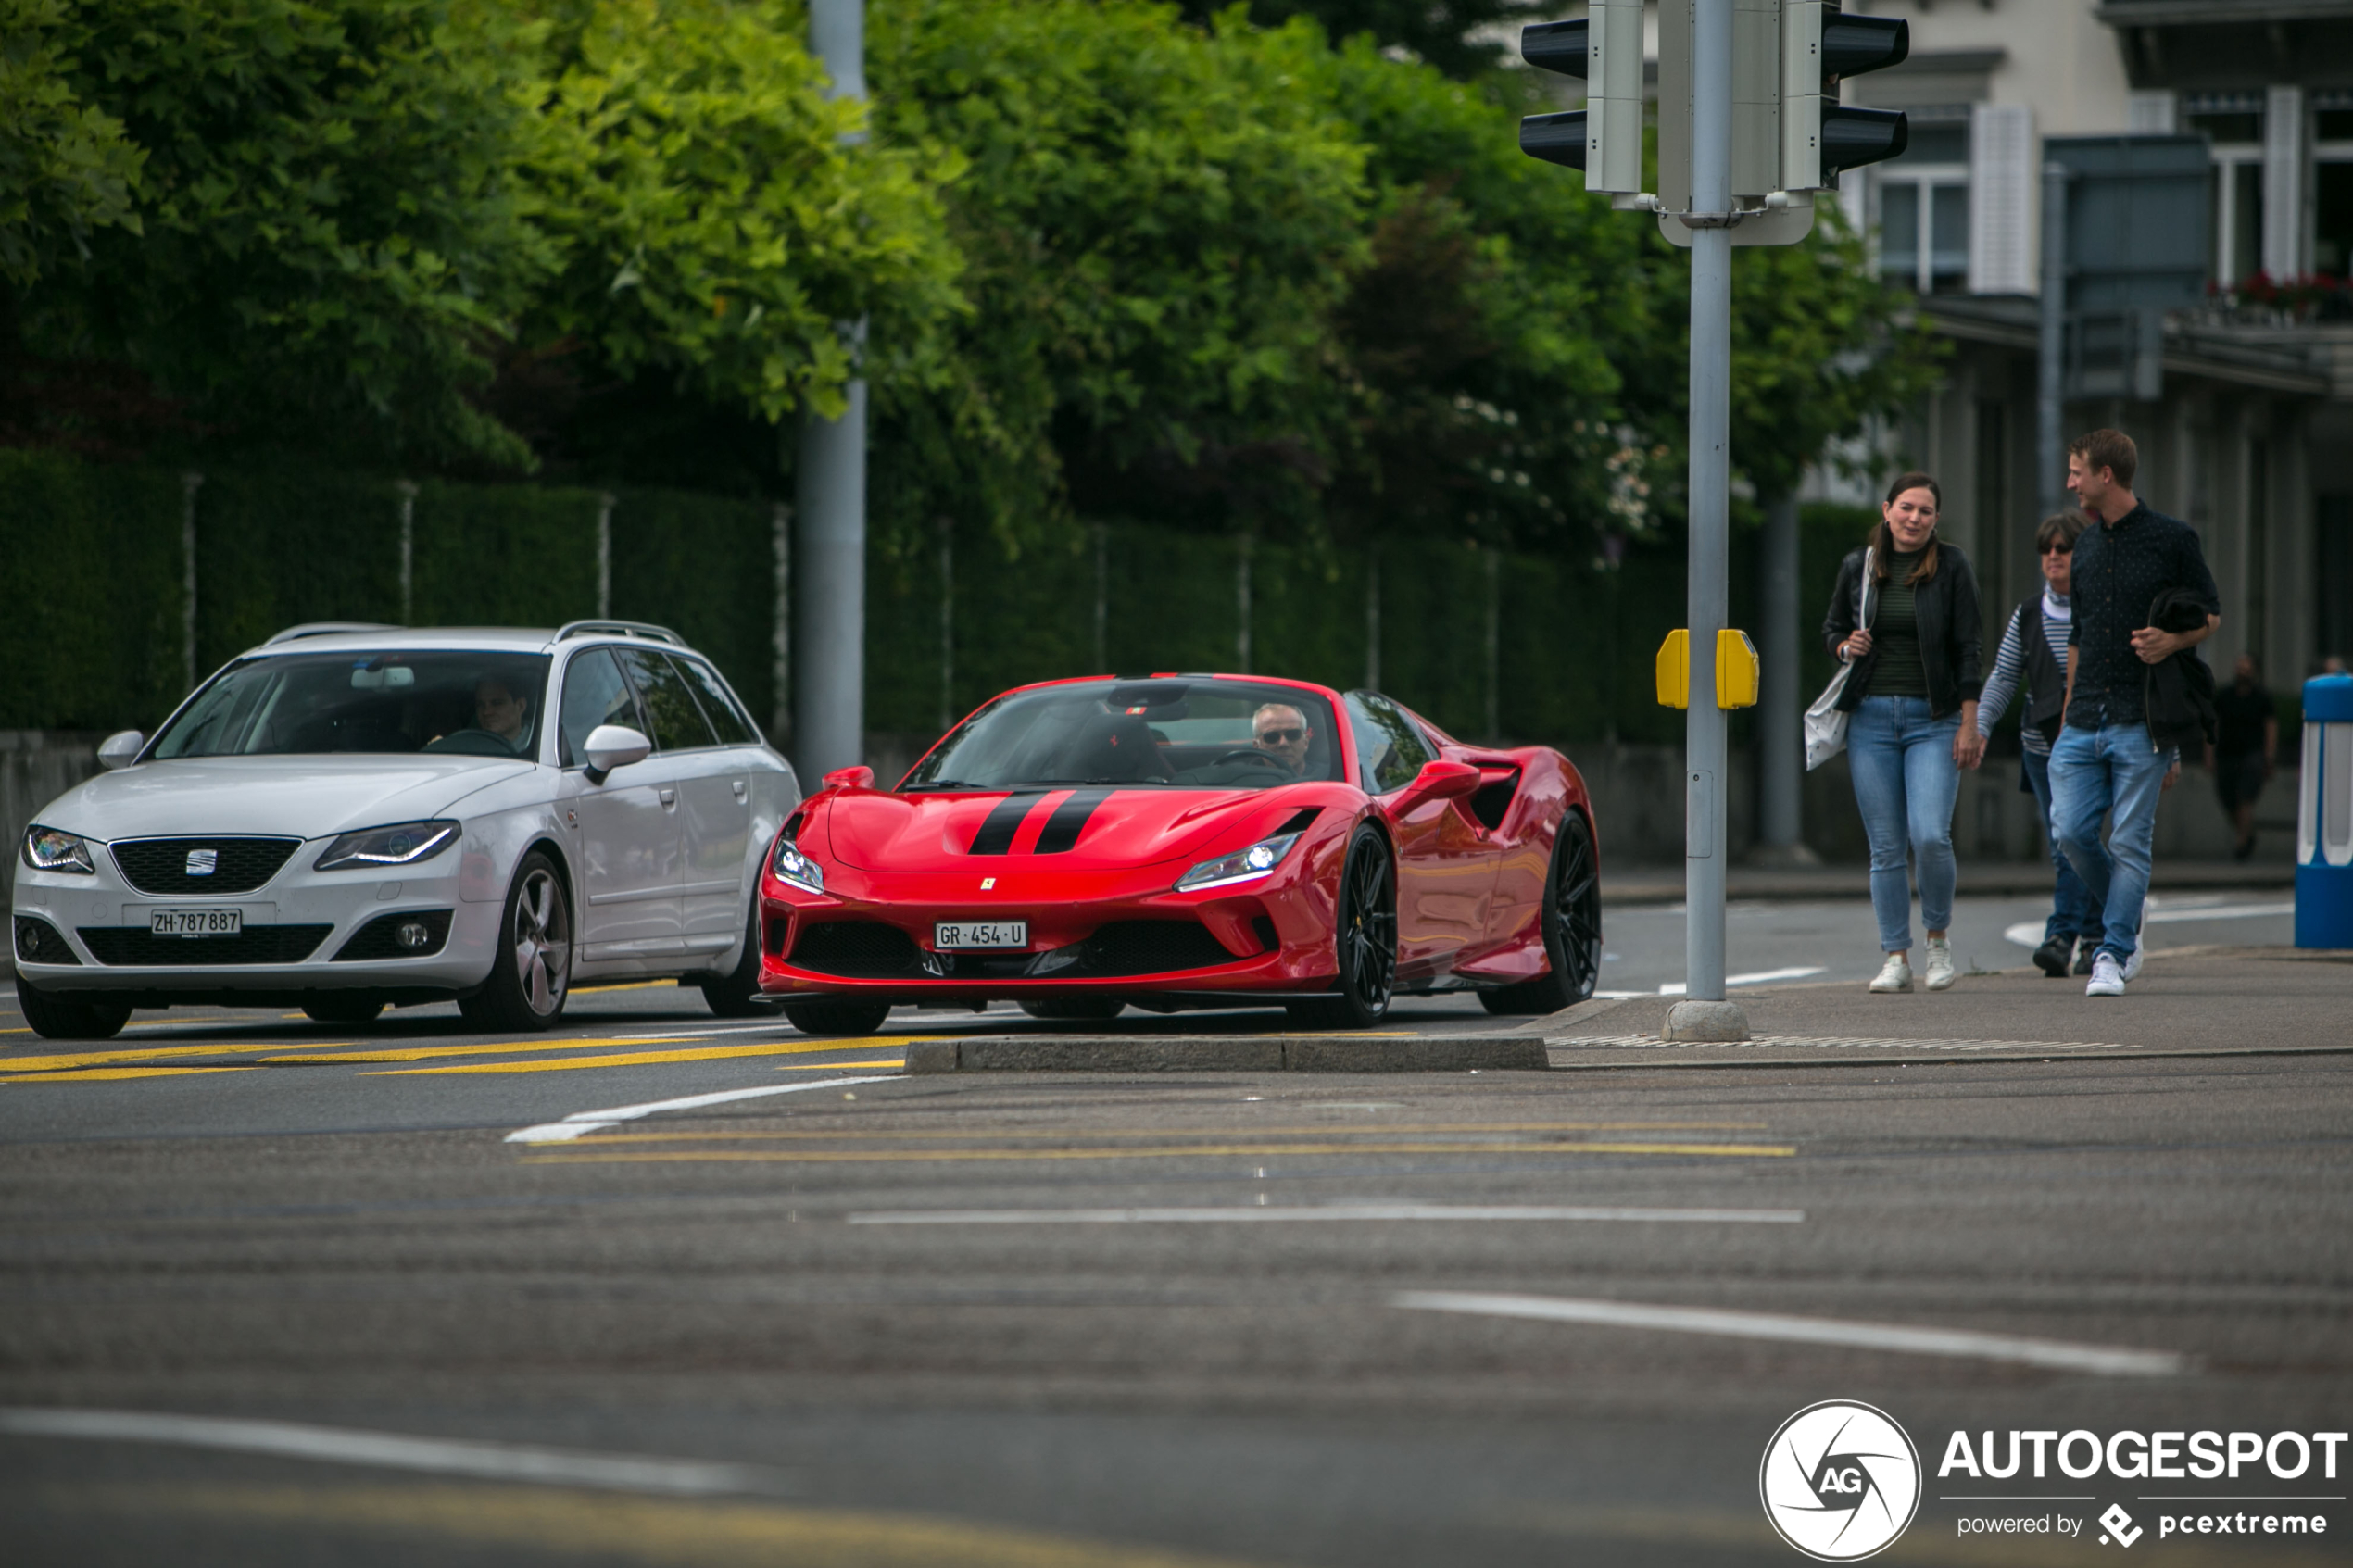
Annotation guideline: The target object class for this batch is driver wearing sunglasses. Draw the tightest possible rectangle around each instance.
[1252,703,1313,775]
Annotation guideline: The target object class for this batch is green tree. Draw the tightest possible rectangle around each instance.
[0,0,144,288]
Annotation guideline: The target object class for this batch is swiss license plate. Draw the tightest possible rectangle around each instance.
[150,908,243,937]
[934,920,1027,950]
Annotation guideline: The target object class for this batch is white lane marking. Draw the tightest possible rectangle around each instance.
[1392,1291,2187,1378]
[0,1408,774,1496]
[505,1075,898,1144]
[849,1205,1805,1226]
[2007,901,2294,948]
[1656,966,1826,996]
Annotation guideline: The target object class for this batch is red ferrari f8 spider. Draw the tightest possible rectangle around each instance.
[756,675,1602,1035]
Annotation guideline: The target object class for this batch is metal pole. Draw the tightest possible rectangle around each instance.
[595,492,614,618]
[180,471,202,694]
[1484,547,1502,743]
[396,481,417,625]
[1680,0,1737,1027]
[1093,522,1109,672]
[1235,534,1252,673]
[797,0,868,784]
[937,515,953,734]
[1754,493,1813,861]
[2038,160,2067,512]
[770,502,791,746]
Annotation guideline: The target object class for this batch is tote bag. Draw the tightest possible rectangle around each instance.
[1803,547,1875,771]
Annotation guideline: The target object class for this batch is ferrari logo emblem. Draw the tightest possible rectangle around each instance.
[980,877,996,889]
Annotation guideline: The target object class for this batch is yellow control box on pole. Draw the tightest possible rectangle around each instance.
[1655,630,1689,709]
[1716,628,1759,709]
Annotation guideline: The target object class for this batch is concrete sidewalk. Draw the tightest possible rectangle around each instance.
[1599,858,2294,905]
[1537,946,2352,1068]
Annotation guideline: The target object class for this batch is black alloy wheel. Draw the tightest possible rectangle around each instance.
[458,850,572,1033]
[1480,809,1602,1015]
[302,996,385,1025]
[1017,997,1126,1022]
[782,997,894,1036]
[15,983,132,1041]
[701,888,783,1018]
[1287,825,1398,1030]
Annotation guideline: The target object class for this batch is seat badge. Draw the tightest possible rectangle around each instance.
[980,877,996,890]
[185,848,219,877]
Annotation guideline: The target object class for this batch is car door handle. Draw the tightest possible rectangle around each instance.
[659,787,677,806]
[730,780,747,799]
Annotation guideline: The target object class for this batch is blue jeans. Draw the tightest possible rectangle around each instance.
[2020,747,2097,946]
[2048,722,2172,963]
[1847,696,1962,953]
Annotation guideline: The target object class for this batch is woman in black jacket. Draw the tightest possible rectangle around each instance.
[1820,471,1983,994]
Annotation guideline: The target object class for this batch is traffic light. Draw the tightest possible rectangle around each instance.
[1516,0,1642,195]
[1781,0,1909,191]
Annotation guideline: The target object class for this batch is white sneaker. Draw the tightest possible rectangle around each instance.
[2086,953,2126,997]
[2121,946,2144,983]
[1869,953,1913,993]
[1923,936,1957,991]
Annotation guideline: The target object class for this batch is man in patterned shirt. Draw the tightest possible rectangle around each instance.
[2053,429,2220,997]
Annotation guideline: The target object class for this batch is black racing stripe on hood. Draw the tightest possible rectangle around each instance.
[969,791,1047,856]
[1034,787,1114,854]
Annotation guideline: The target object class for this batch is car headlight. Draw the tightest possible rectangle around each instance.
[22,824,95,875]
[314,820,461,872]
[1175,831,1303,893]
[770,836,824,896]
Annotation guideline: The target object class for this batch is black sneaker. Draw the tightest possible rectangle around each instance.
[2071,942,2096,976]
[2033,936,2075,977]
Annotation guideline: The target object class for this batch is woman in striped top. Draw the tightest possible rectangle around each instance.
[1971,510,2096,976]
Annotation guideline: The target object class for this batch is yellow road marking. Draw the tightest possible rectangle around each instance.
[126,1482,1265,1568]
[524,1140,1795,1165]
[371,1037,936,1076]
[1,1066,258,1083]
[0,1035,708,1074]
[776,1060,906,1070]
[581,1120,1770,1144]
[258,1037,708,1066]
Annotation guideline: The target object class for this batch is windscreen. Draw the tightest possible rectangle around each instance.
[152,651,553,759]
[900,680,1341,792]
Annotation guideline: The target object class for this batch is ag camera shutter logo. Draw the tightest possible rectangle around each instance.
[1760,1400,1922,1561]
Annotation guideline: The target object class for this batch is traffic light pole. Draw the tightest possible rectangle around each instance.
[1672,0,1743,1039]
[796,0,869,786]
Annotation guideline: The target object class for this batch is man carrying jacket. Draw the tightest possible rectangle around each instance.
[2053,429,2221,997]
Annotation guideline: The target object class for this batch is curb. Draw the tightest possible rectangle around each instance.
[902,1033,1551,1074]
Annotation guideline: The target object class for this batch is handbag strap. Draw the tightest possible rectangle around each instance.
[1854,547,1877,649]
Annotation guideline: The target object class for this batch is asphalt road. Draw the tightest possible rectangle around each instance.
[3,890,2345,1568]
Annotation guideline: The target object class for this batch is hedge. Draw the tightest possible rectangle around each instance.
[0,448,1877,753]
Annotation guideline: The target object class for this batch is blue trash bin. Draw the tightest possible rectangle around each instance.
[2296,674,2353,948]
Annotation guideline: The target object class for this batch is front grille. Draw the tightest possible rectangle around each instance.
[1082,921,1239,976]
[15,917,79,965]
[790,921,922,976]
[76,924,333,966]
[111,836,301,896]
[333,909,455,961]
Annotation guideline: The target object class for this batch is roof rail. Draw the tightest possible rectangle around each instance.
[554,620,686,646]
[263,621,402,646]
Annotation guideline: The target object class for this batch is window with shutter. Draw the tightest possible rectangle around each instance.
[1969,104,2035,295]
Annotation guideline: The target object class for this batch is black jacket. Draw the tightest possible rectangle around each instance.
[2145,586,2218,755]
[1820,541,1984,721]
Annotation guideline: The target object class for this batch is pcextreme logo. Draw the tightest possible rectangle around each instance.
[1760,1400,1923,1561]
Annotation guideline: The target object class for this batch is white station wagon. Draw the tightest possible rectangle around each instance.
[11,621,799,1040]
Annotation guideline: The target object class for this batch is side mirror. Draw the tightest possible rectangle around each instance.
[1391,758,1481,813]
[583,724,652,784]
[823,764,876,792]
[97,731,145,771]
